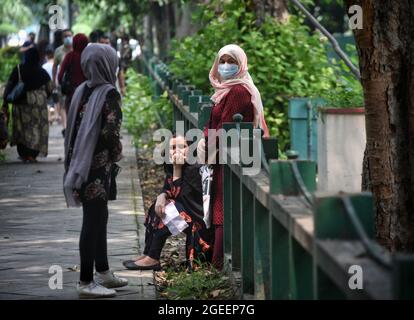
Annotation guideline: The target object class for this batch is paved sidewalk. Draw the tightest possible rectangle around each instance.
[0,123,155,299]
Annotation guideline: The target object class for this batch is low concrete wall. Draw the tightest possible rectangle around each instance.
[317,108,366,193]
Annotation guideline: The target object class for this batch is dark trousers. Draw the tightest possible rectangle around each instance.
[144,225,191,261]
[79,201,109,282]
[17,143,39,159]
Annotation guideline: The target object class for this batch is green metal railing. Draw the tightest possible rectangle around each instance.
[138,53,414,300]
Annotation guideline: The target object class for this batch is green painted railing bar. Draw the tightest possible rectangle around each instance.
[271,218,290,299]
[189,95,210,113]
[254,198,271,299]
[230,170,241,271]
[270,160,316,195]
[241,181,255,295]
[197,103,213,130]
[291,240,313,299]
[314,193,374,240]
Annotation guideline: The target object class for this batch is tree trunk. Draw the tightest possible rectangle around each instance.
[151,2,172,60]
[38,23,50,43]
[173,2,200,39]
[143,14,154,54]
[252,0,289,26]
[346,0,414,251]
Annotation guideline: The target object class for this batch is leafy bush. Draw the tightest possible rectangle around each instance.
[322,44,364,107]
[0,46,19,84]
[123,69,172,147]
[168,0,363,151]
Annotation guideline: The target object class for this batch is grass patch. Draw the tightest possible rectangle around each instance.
[155,261,236,300]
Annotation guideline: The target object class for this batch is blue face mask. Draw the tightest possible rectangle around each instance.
[218,63,239,80]
[64,36,73,46]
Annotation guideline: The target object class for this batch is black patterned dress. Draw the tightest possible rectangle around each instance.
[144,164,212,268]
[65,87,123,204]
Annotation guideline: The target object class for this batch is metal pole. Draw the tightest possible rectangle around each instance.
[289,0,361,80]
[306,101,313,160]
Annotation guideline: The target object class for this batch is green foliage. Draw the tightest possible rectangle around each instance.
[0,46,19,84]
[74,0,148,33]
[169,0,362,152]
[160,262,235,300]
[322,43,363,107]
[123,68,172,147]
[0,0,32,35]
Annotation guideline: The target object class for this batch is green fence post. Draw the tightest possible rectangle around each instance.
[313,193,374,299]
[268,160,316,299]
[198,103,213,130]
[231,170,241,271]
[185,90,203,107]
[241,180,255,296]
[254,199,271,299]
[270,217,290,299]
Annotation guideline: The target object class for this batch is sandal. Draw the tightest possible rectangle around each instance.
[123,260,161,271]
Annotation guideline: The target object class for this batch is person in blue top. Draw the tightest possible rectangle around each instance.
[20,32,36,58]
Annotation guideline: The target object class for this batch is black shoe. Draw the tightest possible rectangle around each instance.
[61,129,66,138]
[124,260,161,271]
[122,260,134,267]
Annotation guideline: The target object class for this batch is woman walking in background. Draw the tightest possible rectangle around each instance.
[63,44,127,299]
[58,33,88,114]
[2,47,53,163]
[199,44,269,269]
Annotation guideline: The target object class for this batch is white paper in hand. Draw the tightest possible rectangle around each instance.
[162,202,189,236]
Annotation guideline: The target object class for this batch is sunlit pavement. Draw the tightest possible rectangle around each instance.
[0,122,154,299]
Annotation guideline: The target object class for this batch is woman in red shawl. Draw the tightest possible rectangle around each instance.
[58,33,89,112]
[199,44,269,269]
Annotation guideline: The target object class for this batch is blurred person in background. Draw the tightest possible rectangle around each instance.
[2,48,53,163]
[99,33,126,96]
[119,34,132,73]
[58,33,88,115]
[20,32,36,63]
[53,30,63,50]
[89,30,103,43]
[42,45,57,124]
[37,39,49,65]
[52,29,73,136]
[20,32,36,54]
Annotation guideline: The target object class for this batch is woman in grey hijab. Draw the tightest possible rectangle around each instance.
[63,43,128,299]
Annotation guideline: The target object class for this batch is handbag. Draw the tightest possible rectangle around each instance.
[108,163,122,201]
[6,64,25,103]
[61,59,73,95]
[199,165,214,229]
